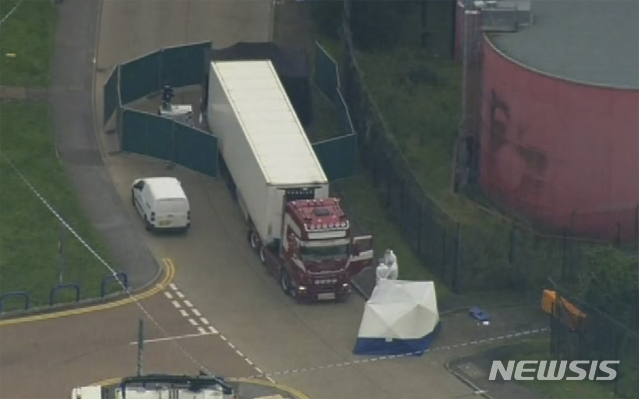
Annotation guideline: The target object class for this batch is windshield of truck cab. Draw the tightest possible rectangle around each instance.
[299,243,350,261]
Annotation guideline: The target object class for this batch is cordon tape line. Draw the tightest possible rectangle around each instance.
[0,153,215,375]
[239,327,550,380]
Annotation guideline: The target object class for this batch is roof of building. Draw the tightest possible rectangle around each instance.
[486,0,639,89]
[212,60,327,186]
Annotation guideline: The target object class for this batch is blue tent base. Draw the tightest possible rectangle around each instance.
[353,322,442,356]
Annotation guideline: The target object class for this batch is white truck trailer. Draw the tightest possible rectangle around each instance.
[206,60,373,301]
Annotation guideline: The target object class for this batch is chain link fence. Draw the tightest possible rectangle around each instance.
[550,284,638,398]
[334,1,633,294]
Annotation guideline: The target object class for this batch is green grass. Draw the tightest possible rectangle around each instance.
[0,0,57,87]
[0,103,118,311]
[335,174,453,300]
[501,339,622,399]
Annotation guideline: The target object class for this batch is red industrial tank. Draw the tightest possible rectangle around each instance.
[479,39,638,240]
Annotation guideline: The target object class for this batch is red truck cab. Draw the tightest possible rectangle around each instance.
[252,197,374,302]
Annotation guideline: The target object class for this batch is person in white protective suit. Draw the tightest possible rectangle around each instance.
[376,248,399,284]
[383,249,399,280]
[376,261,390,284]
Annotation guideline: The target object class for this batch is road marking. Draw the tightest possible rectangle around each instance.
[245,358,254,366]
[197,326,207,334]
[164,291,173,300]
[192,308,201,317]
[128,331,215,345]
[183,300,194,308]
[228,342,236,349]
[236,350,245,357]
[169,283,178,291]
[242,327,550,380]
[0,258,175,327]
[207,326,218,334]
[175,291,185,299]
[179,309,189,317]
[188,318,199,326]
[171,300,181,309]
[200,317,210,325]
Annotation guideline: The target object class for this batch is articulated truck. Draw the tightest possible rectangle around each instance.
[205,59,373,302]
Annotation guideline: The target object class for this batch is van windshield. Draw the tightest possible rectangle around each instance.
[157,199,188,213]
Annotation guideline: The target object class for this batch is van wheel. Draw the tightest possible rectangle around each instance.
[248,231,260,251]
[144,216,153,231]
[259,246,266,264]
[280,270,292,296]
[131,189,135,206]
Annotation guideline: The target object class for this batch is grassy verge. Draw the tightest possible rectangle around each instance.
[309,84,453,299]
[0,0,57,87]
[0,104,117,311]
[500,339,620,399]
[0,1,116,311]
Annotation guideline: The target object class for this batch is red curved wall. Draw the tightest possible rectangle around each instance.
[480,40,639,240]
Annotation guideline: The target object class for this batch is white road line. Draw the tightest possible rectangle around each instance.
[227,342,236,349]
[198,327,207,334]
[200,317,210,325]
[175,291,185,299]
[192,309,202,317]
[183,300,194,308]
[128,332,214,345]
[164,291,173,300]
[188,318,199,326]
[245,358,254,366]
[169,283,178,291]
[236,350,245,358]
[179,309,189,317]
[171,300,181,309]
[208,326,218,334]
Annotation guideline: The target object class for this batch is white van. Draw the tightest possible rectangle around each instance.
[131,177,190,232]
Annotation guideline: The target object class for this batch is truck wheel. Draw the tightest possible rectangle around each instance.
[248,231,260,251]
[280,270,292,296]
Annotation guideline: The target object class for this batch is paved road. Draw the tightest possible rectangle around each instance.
[91,1,547,398]
[0,290,256,399]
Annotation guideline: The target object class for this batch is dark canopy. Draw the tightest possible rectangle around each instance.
[202,42,312,128]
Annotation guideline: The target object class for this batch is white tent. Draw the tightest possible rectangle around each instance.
[353,279,441,356]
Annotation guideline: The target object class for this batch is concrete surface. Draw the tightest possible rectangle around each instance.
[50,0,159,291]
[448,346,543,399]
[0,293,256,399]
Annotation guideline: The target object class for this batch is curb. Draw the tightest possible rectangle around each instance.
[445,358,495,399]
[0,259,166,321]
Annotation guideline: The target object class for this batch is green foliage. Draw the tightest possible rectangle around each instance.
[350,1,413,50]
[578,246,639,331]
[0,0,57,87]
[310,1,343,41]
[0,103,116,310]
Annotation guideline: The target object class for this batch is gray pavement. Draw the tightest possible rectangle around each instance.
[448,345,542,399]
[0,293,257,399]
[50,0,159,291]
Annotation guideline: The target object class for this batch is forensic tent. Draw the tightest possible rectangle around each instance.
[201,42,312,128]
[353,279,441,356]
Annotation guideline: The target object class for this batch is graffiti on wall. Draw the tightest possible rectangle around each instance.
[485,89,548,214]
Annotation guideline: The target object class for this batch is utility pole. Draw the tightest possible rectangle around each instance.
[137,318,145,376]
[58,215,67,284]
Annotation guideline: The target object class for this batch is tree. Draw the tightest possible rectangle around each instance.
[578,246,639,332]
